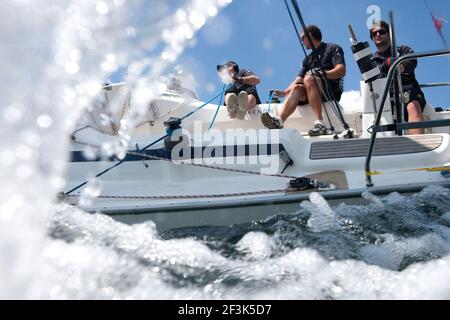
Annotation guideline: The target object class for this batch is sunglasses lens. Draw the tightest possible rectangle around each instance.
[372,29,387,37]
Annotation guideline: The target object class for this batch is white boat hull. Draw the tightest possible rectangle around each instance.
[89,181,450,233]
[65,131,450,232]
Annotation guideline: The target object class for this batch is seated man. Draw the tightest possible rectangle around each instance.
[217,61,261,120]
[261,25,346,136]
[370,20,426,135]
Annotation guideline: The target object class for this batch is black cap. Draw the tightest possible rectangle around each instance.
[216,61,239,73]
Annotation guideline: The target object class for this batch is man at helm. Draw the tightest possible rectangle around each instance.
[370,20,426,135]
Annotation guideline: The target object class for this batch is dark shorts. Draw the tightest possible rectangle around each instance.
[322,79,343,102]
[297,78,343,105]
[390,86,427,122]
[403,86,426,122]
[224,84,261,105]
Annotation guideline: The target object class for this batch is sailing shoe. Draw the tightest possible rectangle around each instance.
[225,93,238,119]
[261,112,283,129]
[308,123,328,136]
[236,91,249,120]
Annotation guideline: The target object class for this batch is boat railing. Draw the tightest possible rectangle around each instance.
[420,82,450,89]
[365,49,450,187]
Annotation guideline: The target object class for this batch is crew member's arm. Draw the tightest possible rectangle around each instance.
[323,64,346,80]
[240,74,260,86]
[275,76,304,97]
[233,69,261,86]
[382,47,417,74]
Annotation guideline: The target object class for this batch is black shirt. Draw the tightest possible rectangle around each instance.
[298,42,346,90]
[374,45,419,88]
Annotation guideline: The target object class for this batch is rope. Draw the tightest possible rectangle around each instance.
[313,75,338,137]
[267,90,275,114]
[72,125,90,135]
[181,84,232,120]
[65,188,296,200]
[208,84,227,132]
[283,0,308,57]
[125,150,301,179]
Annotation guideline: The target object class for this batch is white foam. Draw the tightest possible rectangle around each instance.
[361,233,450,270]
[361,191,384,206]
[236,232,274,260]
[442,212,450,222]
[304,192,340,232]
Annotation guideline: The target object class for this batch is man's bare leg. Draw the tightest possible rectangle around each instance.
[279,84,307,122]
[304,75,324,121]
[248,94,257,111]
[406,100,425,135]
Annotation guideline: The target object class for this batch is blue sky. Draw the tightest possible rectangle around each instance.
[175,0,450,108]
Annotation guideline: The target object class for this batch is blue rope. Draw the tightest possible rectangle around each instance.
[181,84,232,120]
[267,90,275,114]
[208,84,227,132]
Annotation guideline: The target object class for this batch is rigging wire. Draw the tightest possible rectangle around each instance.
[283,0,308,57]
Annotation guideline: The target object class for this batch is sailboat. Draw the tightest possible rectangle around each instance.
[62,3,450,233]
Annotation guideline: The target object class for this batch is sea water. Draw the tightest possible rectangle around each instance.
[1,0,450,299]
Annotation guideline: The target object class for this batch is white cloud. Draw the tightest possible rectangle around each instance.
[339,90,362,111]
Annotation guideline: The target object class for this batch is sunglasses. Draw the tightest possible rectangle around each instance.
[371,29,388,37]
